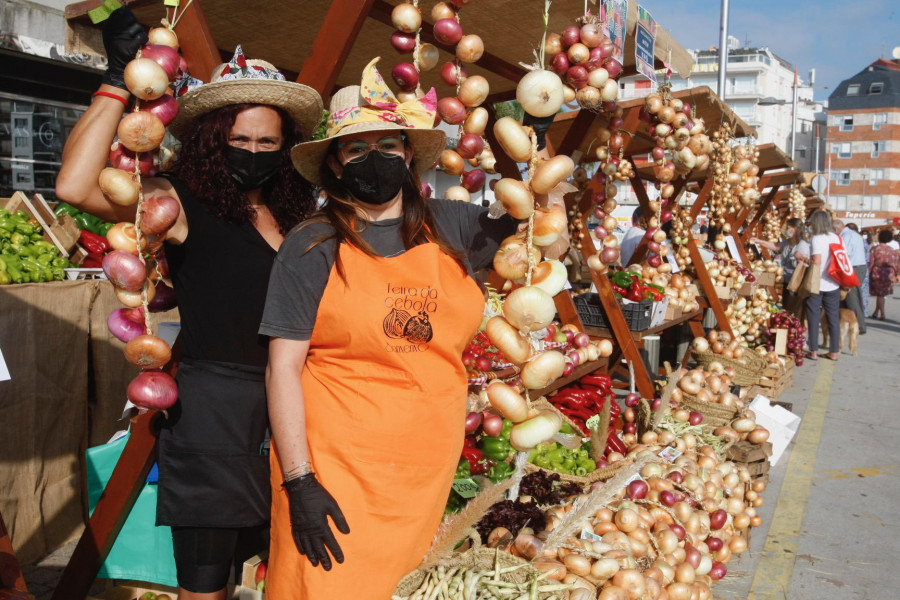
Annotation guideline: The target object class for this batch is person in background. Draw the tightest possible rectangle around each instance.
[619,205,647,266]
[856,226,872,318]
[258,59,523,599]
[751,217,804,314]
[804,210,841,361]
[833,219,867,334]
[54,9,323,598]
[868,229,900,321]
[887,231,900,252]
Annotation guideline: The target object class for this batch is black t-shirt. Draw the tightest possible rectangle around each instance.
[162,175,278,367]
[259,198,517,340]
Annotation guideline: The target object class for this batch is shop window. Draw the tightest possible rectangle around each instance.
[846,84,860,96]
[839,116,854,132]
[868,82,884,95]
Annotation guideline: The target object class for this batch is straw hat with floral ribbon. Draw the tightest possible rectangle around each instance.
[290,57,446,185]
[169,45,323,140]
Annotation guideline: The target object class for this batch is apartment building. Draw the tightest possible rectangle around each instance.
[826,58,900,219]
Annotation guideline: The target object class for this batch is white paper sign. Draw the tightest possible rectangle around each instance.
[725,236,741,260]
[0,346,9,381]
[749,394,801,466]
[666,250,681,273]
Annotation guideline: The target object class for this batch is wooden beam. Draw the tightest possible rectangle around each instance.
[50,413,160,600]
[741,187,778,244]
[689,179,714,221]
[686,237,733,337]
[172,0,220,84]
[626,176,655,267]
[298,0,377,96]
[555,110,598,158]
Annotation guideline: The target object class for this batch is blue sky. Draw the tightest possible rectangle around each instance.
[637,0,898,103]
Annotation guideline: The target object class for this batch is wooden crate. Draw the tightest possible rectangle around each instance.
[727,441,772,480]
[2,192,80,257]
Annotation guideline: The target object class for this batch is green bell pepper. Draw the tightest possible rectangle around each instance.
[98,221,114,236]
[486,461,514,484]
[0,270,10,285]
[478,436,512,461]
[454,457,471,479]
[54,202,81,217]
[499,419,514,440]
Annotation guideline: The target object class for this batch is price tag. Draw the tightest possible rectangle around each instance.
[580,527,603,542]
[0,346,9,382]
[451,478,480,499]
[88,0,123,24]
[164,0,181,6]
[725,236,741,260]
[666,250,681,273]
[623,473,643,486]
[585,414,600,431]
[658,446,682,462]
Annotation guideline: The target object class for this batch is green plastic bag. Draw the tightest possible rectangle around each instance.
[86,432,178,586]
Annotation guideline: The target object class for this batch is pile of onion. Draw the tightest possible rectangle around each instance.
[544,22,623,111]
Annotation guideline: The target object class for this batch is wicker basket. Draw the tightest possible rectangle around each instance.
[679,393,740,427]
[393,548,547,600]
[522,459,628,488]
[692,351,766,386]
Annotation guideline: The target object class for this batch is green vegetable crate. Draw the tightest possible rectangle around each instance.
[3,192,80,257]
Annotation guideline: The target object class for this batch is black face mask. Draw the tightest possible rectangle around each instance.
[339,151,409,205]
[224,146,282,191]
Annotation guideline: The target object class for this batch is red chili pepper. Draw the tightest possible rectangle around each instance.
[606,432,628,455]
[79,230,111,255]
[460,447,486,474]
[580,374,613,390]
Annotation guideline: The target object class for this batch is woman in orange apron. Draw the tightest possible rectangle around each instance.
[258,59,518,599]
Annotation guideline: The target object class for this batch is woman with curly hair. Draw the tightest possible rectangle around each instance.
[54,9,322,599]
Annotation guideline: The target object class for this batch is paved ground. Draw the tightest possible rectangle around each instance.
[21,294,900,599]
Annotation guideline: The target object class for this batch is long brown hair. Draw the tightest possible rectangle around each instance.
[171,103,316,234]
[301,145,464,279]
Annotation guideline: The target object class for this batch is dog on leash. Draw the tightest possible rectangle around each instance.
[821,308,859,355]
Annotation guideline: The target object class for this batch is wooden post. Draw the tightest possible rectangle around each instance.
[50,413,160,600]
[172,0,220,83]
[689,179,714,221]
[297,0,377,96]
[686,237,733,337]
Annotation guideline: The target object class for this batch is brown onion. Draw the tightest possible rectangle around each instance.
[147,27,178,50]
[456,34,484,63]
[391,2,422,33]
[458,75,489,107]
[124,58,169,101]
[106,222,147,254]
[417,43,439,70]
[99,168,141,206]
[124,334,172,369]
[118,111,166,153]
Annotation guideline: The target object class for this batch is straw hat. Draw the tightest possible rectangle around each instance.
[290,58,446,185]
[169,45,323,140]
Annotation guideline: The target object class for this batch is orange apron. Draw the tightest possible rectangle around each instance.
[268,241,484,599]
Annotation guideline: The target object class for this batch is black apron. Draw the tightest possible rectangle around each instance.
[156,358,270,528]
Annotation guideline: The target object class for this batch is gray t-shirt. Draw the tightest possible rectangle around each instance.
[259,198,517,340]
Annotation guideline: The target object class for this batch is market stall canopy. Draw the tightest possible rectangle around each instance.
[547,86,755,165]
[66,0,693,99]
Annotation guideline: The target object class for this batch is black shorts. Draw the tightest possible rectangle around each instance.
[171,525,268,593]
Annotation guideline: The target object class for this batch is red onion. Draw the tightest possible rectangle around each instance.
[623,422,636,434]
[462,169,486,192]
[177,56,189,78]
[148,280,178,312]
[456,133,484,158]
[420,182,433,198]
[709,509,728,530]
[481,412,503,437]
[565,65,589,90]
[139,196,181,235]
[688,411,704,425]
[464,411,483,434]
[573,332,590,348]
[600,246,620,264]
[561,26,580,48]
[139,94,179,127]
[580,23,602,48]
[127,371,178,410]
[648,254,663,268]
[598,40,615,60]
[562,362,575,377]
[433,18,463,45]
[626,479,649,500]
[708,561,727,580]
[602,57,622,79]
[551,52,570,76]
[593,207,606,220]
[651,397,662,410]
[647,240,661,254]
[109,142,156,176]
[391,62,419,91]
[666,470,684,484]
[669,523,686,540]
[659,490,677,507]
[107,307,146,343]
[661,210,674,223]
[437,97,467,124]
[624,392,640,407]
[705,536,723,552]
[593,225,608,240]
[440,62,467,86]
[141,44,180,80]
[390,30,417,53]
[102,250,147,292]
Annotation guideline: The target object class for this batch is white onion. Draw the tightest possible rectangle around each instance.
[494,178,534,219]
[530,260,568,296]
[99,168,141,206]
[520,351,567,390]
[503,286,556,332]
[494,117,533,162]
[124,58,170,101]
[516,69,565,118]
[509,409,562,450]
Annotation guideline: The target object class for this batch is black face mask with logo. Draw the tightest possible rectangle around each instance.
[339,151,410,206]
[224,146,282,191]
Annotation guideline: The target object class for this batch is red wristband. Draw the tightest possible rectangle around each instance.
[93,91,129,107]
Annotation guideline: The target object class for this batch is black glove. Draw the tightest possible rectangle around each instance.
[283,473,350,570]
[522,112,556,151]
[101,7,149,90]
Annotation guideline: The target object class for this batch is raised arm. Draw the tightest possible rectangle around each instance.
[55,8,165,224]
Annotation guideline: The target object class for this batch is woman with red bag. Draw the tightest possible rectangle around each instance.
[804,210,842,361]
